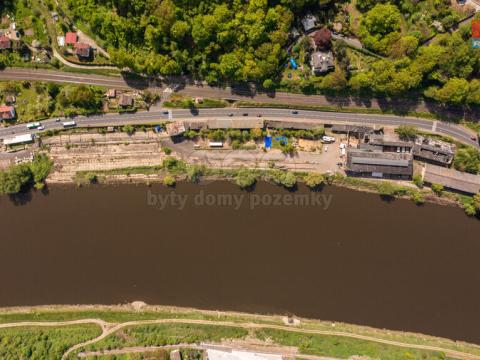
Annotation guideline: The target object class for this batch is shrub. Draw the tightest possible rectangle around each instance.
[304,173,324,188]
[162,147,172,155]
[163,174,176,187]
[431,183,444,195]
[395,125,418,140]
[235,169,257,189]
[412,174,424,188]
[122,125,135,135]
[410,191,425,205]
[378,182,397,197]
[162,157,186,174]
[464,203,477,216]
[186,165,204,183]
[268,170,297,188]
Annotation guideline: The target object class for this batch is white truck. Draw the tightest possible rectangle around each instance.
[62,121,77,128]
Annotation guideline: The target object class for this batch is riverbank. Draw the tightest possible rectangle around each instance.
[66,163,470,215]
[20,129,472,214]
[0,304,479,360]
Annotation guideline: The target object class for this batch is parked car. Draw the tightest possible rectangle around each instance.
[242,113,249,116]
[322,136,336,143]
[291,110,299,115]
[37,125,45,131]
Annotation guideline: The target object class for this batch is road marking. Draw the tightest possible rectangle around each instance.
[432,121,437,132]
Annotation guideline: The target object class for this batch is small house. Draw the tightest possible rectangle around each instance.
[301,14,317,33]
[311,50,335,75]
[65,32,77,45]
[57,36,65,47]
[0,35,11,50]
[74,43,92,59]
[118,94,134,108]
[0,105,16,120]
[166,121,186,137]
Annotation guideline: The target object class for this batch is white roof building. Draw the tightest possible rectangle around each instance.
[57,36,65,47]
[3,133,35,146]
[206,349,283,360]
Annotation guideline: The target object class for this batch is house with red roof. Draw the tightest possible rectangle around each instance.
[0,35,11,50]
[65,32,77,46]
[74,42,92,59]
[0,105,16,121]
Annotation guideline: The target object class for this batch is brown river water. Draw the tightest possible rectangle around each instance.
[0,182,479,343]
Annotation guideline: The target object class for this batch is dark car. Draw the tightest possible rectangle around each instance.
[242,113,249,116]
[257,114,262,117]
[291,111,299,115]
[162,110,169,115]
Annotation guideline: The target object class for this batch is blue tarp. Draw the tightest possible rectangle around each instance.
[265,136,272,149]
[154,125,163,133]
[290,58,298,70]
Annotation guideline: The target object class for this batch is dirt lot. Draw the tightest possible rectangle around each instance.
[43,131,168,182]
[2,131,347,182]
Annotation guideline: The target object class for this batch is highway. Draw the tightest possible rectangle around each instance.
[1,108,478,148]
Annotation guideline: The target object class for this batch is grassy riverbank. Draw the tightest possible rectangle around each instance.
[0,305,479,360]
[71,157,479,217]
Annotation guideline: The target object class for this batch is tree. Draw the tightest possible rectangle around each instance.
[0,163,32,195]
[313,27,332,49]
[262,79,275,90]
[235,169,257,189]
[304,173,324,188]
[360,3,402,36]
[424,78,470,104]
[454,147,480,174]
[30,154,54,186]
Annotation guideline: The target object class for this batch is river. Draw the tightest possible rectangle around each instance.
[0,182,479,344]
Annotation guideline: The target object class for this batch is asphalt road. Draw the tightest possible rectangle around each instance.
[0,108,478,148]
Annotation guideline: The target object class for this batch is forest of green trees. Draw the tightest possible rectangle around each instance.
[65,0,325,82]
[58,0,480,105]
